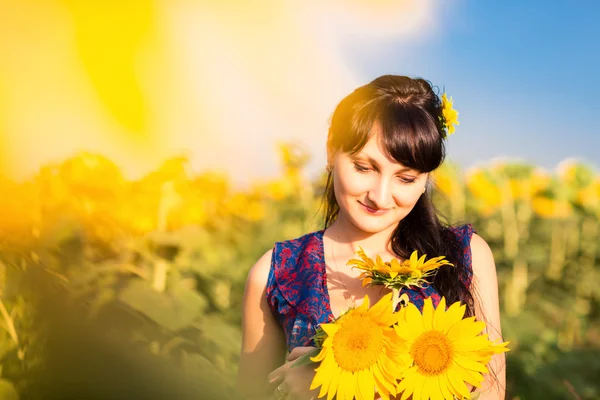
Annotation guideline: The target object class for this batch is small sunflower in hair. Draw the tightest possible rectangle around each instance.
[441,93,459,135]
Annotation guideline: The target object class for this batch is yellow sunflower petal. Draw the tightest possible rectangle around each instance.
[422,297,435,331]
[320,323,340,337]
[461,367,485,387]
[348,260,370,270]
[340,370,356,400]
[428,375,445,400]
[360,295,371,310]
[409,250,419,265]
[367,292,393,320]
[447,317,485,340]
[398,367,420,390]
[454,335,496,352]
[352,247,376,269]
[357,368,376,400]
[444,301,466,327]
[397,266,416,275]
[376,377,391,400]
[312,356,337,397]
[396,304,424,342]
[311,347,327,362]
[416,254,428,269]
[411,372,426,400]
[454,354,489,374]
[447,366,470,398]
[432,297,448,332]
[421,376,433,400]
[373,363,397,395]
[438,373,454,400]
[390,258,401,270]
[326,367,341,400]
[312,368,330,397]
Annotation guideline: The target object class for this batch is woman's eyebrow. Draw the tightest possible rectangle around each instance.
[353,154,417,174]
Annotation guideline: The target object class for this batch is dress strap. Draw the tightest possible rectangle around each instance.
[449,224,475,288]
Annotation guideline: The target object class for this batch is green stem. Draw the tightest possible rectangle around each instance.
[547,222,566,280]
[391,288,400,312]
[0,299,19,346]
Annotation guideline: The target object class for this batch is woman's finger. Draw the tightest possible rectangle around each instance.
[286,346,316,361]
[267,364,287,385]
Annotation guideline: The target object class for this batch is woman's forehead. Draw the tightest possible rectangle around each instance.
[354,132,405,165]
[351,150,421,175]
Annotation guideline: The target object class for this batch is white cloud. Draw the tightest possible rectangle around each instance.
[159,0,440,185]
[1,0,440,184]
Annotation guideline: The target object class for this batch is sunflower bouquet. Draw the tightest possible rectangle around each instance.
[295,249,509,400]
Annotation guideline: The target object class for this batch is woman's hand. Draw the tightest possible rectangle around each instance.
[267,346,320,400]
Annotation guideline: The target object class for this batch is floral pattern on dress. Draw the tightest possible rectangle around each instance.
[266,225,475,351]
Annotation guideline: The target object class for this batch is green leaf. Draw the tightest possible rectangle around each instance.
[0,339,17,363]
[119,280,207,331]
[0,379,19,400]
[291,348,320,368]
[199,315,241,354]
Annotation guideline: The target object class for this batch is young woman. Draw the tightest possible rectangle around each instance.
[238,75,505,400]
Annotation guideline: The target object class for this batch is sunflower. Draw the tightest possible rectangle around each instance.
[347,248,453,290]
[394,298,509,400]
[441,93,459,135]
[309,293,409,400]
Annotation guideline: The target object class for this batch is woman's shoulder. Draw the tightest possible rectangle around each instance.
[273,230,325,251]
[468,232,496,278]
[271,230,325,273]
[445,223,496,287]
[245,248,274,292]
[447,224,490,252]
[446,223,475,242]
[246,230,325,287]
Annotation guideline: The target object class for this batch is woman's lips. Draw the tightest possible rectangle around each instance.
[358,201,390,215]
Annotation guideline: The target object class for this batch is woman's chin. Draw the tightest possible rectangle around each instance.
[350,216,398,235]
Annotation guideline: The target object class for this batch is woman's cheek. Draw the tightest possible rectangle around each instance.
[393,189,421,208]
[340,174,370,197]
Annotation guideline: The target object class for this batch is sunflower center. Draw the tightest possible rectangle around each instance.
[410,330,453,376]
[332,314,384,372]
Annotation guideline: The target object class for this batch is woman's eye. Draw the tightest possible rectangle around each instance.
[398,177,416,184]
[353,163,370,173]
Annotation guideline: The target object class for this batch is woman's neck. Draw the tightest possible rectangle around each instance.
[325,217,398,258]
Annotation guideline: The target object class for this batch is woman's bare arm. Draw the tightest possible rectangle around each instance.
[237,249,287,399]
[470,233,507,400]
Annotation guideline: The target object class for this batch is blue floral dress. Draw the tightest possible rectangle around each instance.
[266,225,475,351]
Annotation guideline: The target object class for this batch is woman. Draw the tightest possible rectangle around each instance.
[238,75,505,399]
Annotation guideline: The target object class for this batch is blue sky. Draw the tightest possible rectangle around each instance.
[3,1,597,182]
[340,0,600,171]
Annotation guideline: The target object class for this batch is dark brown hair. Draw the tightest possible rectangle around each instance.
[322,75,475,317]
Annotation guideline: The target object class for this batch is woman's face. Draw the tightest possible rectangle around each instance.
[331,124,428,235]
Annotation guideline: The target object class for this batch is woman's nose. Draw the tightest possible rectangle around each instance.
[366,177,393,209]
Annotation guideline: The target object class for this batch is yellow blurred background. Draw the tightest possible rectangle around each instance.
[1,2,599,399]
[0,0,437,184]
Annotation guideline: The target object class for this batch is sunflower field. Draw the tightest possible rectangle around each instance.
[0,144,599,399]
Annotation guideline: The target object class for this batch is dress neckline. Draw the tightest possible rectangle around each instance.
[313,228,435,320]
